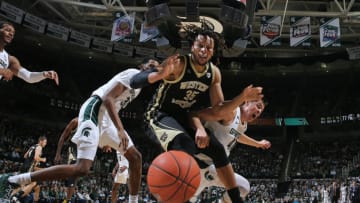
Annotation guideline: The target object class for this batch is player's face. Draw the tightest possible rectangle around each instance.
[143,59,159,70]
[191,35,214,66]
[40,139,47,147]
[0,24,15,44]
[243,101,264,122]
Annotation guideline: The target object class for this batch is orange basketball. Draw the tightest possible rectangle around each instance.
[147,150,201,203]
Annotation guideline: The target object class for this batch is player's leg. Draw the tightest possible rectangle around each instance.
[33,184,41,203]
[196,130,242,203]
[148,114,197,155]
[189,165,217,203]
[111,182,121,203]
[100,126,142,203]
[64,176,76,203]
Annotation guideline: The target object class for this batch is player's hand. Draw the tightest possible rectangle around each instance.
[119,166,127,173]
[2,69,13,81]
[242,84,263,102]
[159,54,180,78]
[118,130,129,151]
[112,170,117,178]
[195,128,209,148]
[43,70,59,85]
[258,139,271,149]
[54,154,62,164]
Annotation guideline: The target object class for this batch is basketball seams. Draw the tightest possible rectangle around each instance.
[147,150,201,203]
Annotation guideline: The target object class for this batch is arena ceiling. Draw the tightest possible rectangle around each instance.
[6,0,360,59]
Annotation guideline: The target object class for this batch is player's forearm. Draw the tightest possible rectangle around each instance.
[237,133,260,148]
[17,67,46,83]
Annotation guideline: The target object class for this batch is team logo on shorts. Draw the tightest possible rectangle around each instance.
[81,127,92,137]
[204,170,214,181]
[160,132,168,142]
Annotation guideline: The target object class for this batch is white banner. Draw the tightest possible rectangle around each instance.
[113,43,134,56]
[290,16,311,47]
[111,12,135,41]
[69,30,91,48]
[139,23,159,43]
[260,16,281,46]
[319,18,341,48]
[46,22,69,41]
[91,37,113,53]
[0,1,24,24]
[23,13,46,33]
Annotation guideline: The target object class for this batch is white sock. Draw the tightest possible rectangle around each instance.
[8,172,31,185]
[129,195,138,203]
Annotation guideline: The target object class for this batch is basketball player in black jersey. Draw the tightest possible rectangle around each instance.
[54,117,78,203]
[130,26,262,203]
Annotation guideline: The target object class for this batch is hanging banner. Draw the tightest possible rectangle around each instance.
[113,43,134,57]
[111,12,135,42]
[290,16,311,47]
[69,30,91,48]
[139,23,159,43]
[91,37,113,53]
[46,22,69,41]
[23,13,46,33]
[319,18,341,48]
[260,16,282,46]
[0,1,24,24]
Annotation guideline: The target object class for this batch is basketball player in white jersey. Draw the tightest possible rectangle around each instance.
[2,57,177,203]
[0,21,58,84]
[111,152,129,203]
[189,85,271,202]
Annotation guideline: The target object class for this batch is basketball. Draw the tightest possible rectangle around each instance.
[147,150,201,203]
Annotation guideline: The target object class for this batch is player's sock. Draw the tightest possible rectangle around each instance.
[227,187,243,203]
[8,172,31,185]
[129,194,138,203]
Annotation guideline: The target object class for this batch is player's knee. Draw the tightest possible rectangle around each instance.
[73,163,91,176]
[209,140,229,167]
[126,147,142,167]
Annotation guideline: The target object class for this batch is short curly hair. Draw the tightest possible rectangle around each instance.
[0,21,14,29]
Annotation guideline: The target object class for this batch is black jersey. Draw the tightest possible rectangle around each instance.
[146,54,215,125]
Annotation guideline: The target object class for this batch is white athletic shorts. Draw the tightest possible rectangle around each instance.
[114,171,128,184]
[71,97,134,160]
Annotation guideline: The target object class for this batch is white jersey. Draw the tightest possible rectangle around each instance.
[114,151,129,184]
[204,107,247,156]
[116,151,129,171]
[92,68,141,123]
[0,49,10,80]
[72,68,140,160]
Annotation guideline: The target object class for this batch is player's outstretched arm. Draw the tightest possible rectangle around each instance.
[9,55,59,85]
[130,54,180,88]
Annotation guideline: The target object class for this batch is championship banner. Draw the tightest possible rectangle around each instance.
[111,12,135,41]
[113,43,134,57]
[135,46,155,58]
[260,16,282,46]
[0,1,24,24]
[23,13,46,33]
[319,18,341,48]
[46,22,69,41]
[290,16,311,47]
[139,23,159,43]
[91,37,113,53]
[69,30,91,48]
